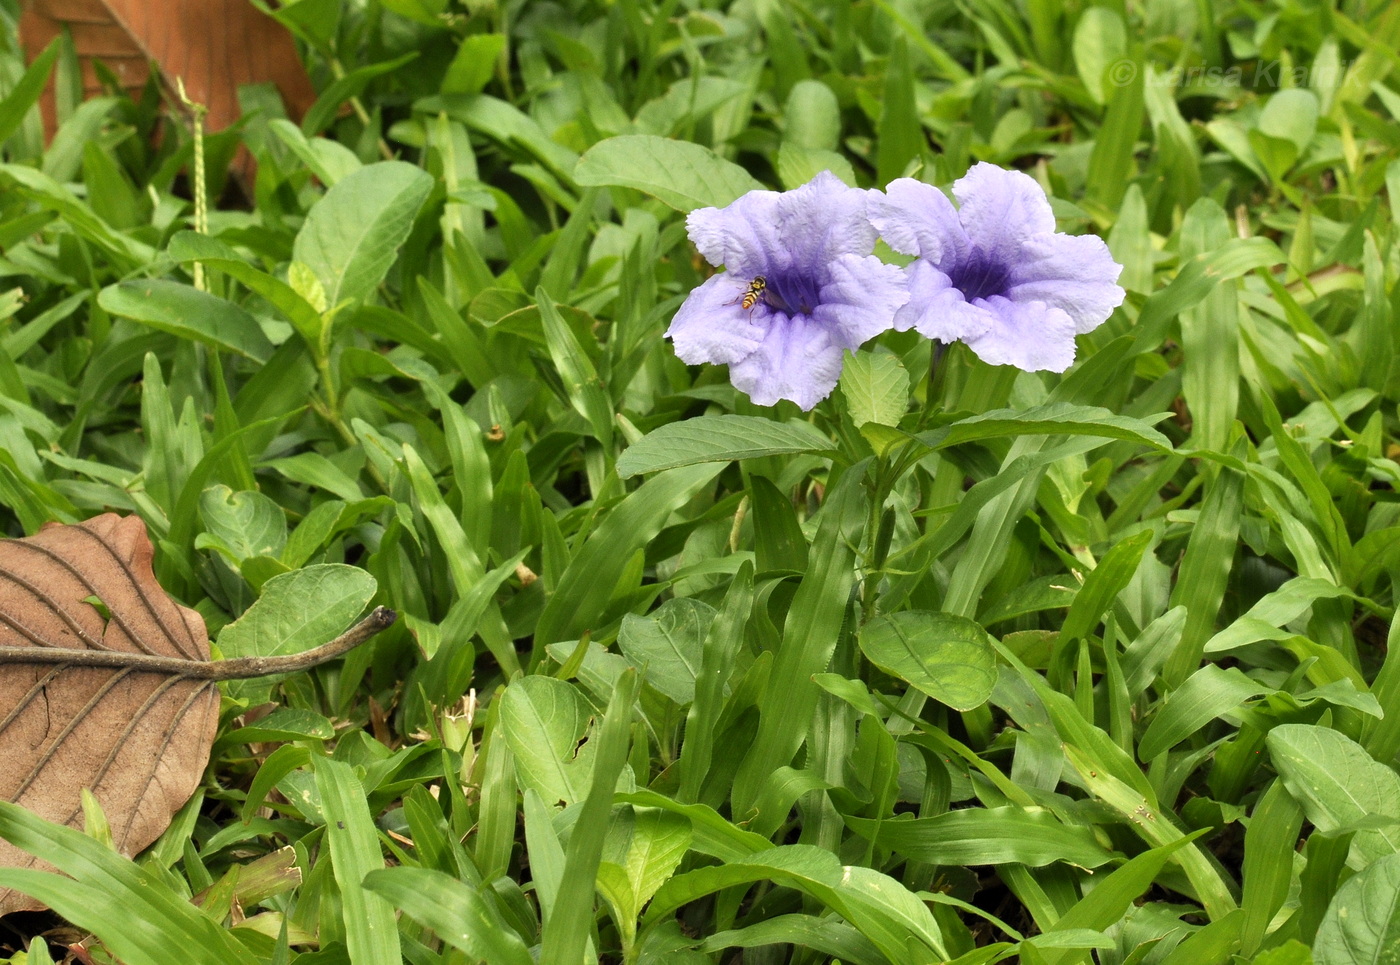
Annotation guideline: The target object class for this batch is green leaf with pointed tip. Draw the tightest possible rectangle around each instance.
[292,160,434,308]
[97,281,274,362]
[841,350,910,428]
[858,611,996,711]
[364,868,534,965]
[1314,852,1400,965]
[618,415,838,478]
[844,807,1114,869]
[618,598,716,704]
[217,565,377,663]
[574,134,764,211]
[1268,724,1400,867]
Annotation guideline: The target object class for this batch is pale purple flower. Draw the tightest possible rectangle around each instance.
[667,172,908,410]
[868,164,1125,373]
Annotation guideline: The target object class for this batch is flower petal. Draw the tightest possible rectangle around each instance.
[813,254,909,349]
[951,163,1056,261]
[665,274,767,365]
[686,189,785,274]
[1006,233,1125,334]
[729,315,845,410]
[961,296,1078,373]
[868,178,967,264]
[776,171,879,269]
[891,261,997,343]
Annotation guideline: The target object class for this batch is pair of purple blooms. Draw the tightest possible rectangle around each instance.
[666,164,1127,411]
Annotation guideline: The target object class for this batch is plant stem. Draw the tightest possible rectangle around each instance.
[0,607,397,680]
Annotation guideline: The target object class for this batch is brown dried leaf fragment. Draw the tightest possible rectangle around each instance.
[0,514,218,916]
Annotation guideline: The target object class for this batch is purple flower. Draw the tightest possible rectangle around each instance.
[667,172,908,410]
[868,164,1125,373]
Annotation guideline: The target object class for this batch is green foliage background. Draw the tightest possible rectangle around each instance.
[0,0,1399,962]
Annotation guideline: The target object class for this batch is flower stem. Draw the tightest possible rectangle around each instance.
[919,339,948,428]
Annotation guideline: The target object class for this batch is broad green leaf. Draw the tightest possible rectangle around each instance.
[1073,7,1127,104]
[198,485,288,565]
[783,79,841,151]
[1268,724,1400,867]
[598,808,692,949]
[618,415,838,478]
[167,232,323,347]
[574,134,765,210]
[500,675,608,806]
[291,161,434,308]
[1259,89,1319,154]
[216,565,377,670]
[618,597,716,704]
[841,350,910,428]
[1314,852,1400,965]
[858,611,996,712]
[97,281,275,362]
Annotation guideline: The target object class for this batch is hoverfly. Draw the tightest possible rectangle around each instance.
[738,276,767,311]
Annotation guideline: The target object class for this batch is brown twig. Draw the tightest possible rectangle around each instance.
[0,607,397,680]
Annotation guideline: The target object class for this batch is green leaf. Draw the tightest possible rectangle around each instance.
[1073,7,1126,104]
[1314,852,1400,965]
[618,598,716,704]
[540,671,641,965]
[216,564,378,666]
[598,808,692,948]
[363,868,534,965]
[537,286,613,448]
[646,845,947,963]
[499,675,604,806]
[97,281,275,362]
[0,38,59,146]
[841,350,910,428]
[574,134,765,210]
[844,807,1114,869]
[783,79,841,151]
[535,464,722,647]
[618,415,838,478]
[291,161,434,308]
[314,759,400,965]
[921,403,1173,452]
[1138,665,1268,761]
[1268,724,1400,867]
[167,232,324,347]
[0,803,259,965]
[198,485,288,565]
[857,611,996,712]
[877,37,921,185]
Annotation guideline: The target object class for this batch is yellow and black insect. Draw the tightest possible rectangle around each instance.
[739,276,767,311]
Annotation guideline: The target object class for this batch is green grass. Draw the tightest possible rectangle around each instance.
[0,0,1399,963]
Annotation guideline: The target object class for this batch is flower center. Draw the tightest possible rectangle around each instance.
[950,248,1010,301]
[762,271,822,317]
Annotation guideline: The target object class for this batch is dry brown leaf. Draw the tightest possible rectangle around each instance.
[0,514,395,916]
[18,0,317,137]
[0,514,218,916]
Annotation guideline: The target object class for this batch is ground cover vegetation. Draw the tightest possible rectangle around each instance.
[0,0,1397,962]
